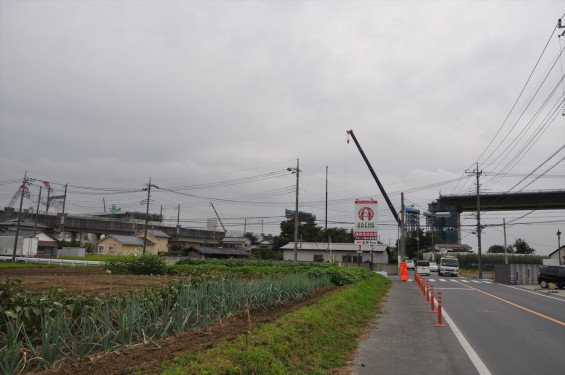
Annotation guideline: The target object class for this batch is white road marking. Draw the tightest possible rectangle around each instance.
[440,303,492,375]
[497,283,565,302]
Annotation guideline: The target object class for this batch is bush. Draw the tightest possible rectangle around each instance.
[103,255,169,275]
[308,265,375,286]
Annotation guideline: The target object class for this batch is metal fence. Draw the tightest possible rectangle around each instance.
[0,256,101,266]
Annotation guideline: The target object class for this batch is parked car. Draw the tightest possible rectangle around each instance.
[416,260,430,276]
[405,259,415,270]
[429,261,438,272]
[538,265,565,288]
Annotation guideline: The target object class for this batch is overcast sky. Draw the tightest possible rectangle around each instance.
[1,0,564,255]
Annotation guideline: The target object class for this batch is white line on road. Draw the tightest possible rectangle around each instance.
[498,284,565,302]
[441,303,492,375]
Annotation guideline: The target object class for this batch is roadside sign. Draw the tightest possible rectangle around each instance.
[354,199,378,242]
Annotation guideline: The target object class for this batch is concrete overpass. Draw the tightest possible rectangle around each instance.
[432,190,565,212]
[0,209,224,246]
[427,190,565,245]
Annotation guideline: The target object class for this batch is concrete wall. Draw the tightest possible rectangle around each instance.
[495,264,541,285]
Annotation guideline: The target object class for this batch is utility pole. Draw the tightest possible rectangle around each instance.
[325,165,328,236]
[142,178,158,255]
[33,186,42,238]
[558,229,562,265]
[400,192,406,261]
[176,204,181,236]
[12,171,29,261]
[503,218,508,265]
[59,184,68,241]
[467,164,483,278]
[287,159,300,261]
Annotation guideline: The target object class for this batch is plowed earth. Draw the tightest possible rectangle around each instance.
[1,267,350,375]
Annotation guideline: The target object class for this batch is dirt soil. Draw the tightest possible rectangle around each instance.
[0,267,184,295]
[1,267,353,375]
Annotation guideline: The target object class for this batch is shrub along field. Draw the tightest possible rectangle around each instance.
[0,257,390,374]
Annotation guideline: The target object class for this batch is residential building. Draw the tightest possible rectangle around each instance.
[280,242,389,265]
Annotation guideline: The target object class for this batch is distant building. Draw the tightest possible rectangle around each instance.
[96,235,154,256]
[548,245,565,265]
[280,242,389,264]
[221,236,252,250]
[404,207,420,235]
[0,229,58,258]
[134,229,170,253]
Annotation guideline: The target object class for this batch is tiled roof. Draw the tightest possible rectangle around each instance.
[103,235,151,246]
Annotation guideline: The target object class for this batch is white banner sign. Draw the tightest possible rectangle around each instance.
[354,199,378,244]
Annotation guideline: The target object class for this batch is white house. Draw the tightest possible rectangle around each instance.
[280,242,389,264]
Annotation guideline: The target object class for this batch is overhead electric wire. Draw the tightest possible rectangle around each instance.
[505,144,565,191]
[471,22,560,169]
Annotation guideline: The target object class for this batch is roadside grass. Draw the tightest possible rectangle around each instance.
[159,274,390,375]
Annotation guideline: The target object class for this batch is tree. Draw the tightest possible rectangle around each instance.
[513,238,535,254]
[319,227,354,243]
[487,244,514,254]
[244,232,258,244]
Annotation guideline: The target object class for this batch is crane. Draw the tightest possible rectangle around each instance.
[346,129,400,226]
[210,202,227,233]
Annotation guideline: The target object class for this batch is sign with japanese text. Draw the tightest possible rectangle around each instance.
[354,199,378,244]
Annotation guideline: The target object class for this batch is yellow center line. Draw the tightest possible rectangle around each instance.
[457,282,565,327]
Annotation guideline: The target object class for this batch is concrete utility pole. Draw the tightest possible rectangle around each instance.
[33,186,42,238]
[325,165,328,236]
[142,178,158,255]
[467,164,483,278]
[12,171,29,261]
[503,218,508,265]
[59,184,68,240]
[287,159,300,261]
[400,192,406,261]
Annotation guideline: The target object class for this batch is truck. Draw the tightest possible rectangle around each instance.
[438,256,459,277]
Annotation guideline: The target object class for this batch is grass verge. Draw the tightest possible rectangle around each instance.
[159,274,390,375]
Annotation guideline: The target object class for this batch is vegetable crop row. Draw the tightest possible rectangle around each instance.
[0,273,332,374]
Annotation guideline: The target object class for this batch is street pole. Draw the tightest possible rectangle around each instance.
[290,159,300,261]
[142,178,158,255]
[325,165,328,236]
[503,218,508,265]
[400,192,406,260]
[60,184,68,240]
[12,171,28,261]
[33,186,42,238]
[558,229,562,265]
[467,164,483,279]
[357,244,362,266]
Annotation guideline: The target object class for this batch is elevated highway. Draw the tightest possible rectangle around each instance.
[1,210,223,245]
[431,190,565,212]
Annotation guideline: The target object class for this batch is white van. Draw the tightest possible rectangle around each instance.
[438,256,459,277]
[416,260,431,276]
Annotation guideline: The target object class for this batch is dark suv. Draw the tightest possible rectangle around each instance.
[537,265,565,288]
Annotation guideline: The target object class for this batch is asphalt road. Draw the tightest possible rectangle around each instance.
[425,275,565,375]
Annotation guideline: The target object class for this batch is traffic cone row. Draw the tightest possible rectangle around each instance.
[415,272,445,328]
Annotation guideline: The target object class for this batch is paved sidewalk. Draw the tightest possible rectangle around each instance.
[351,276,479,375]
